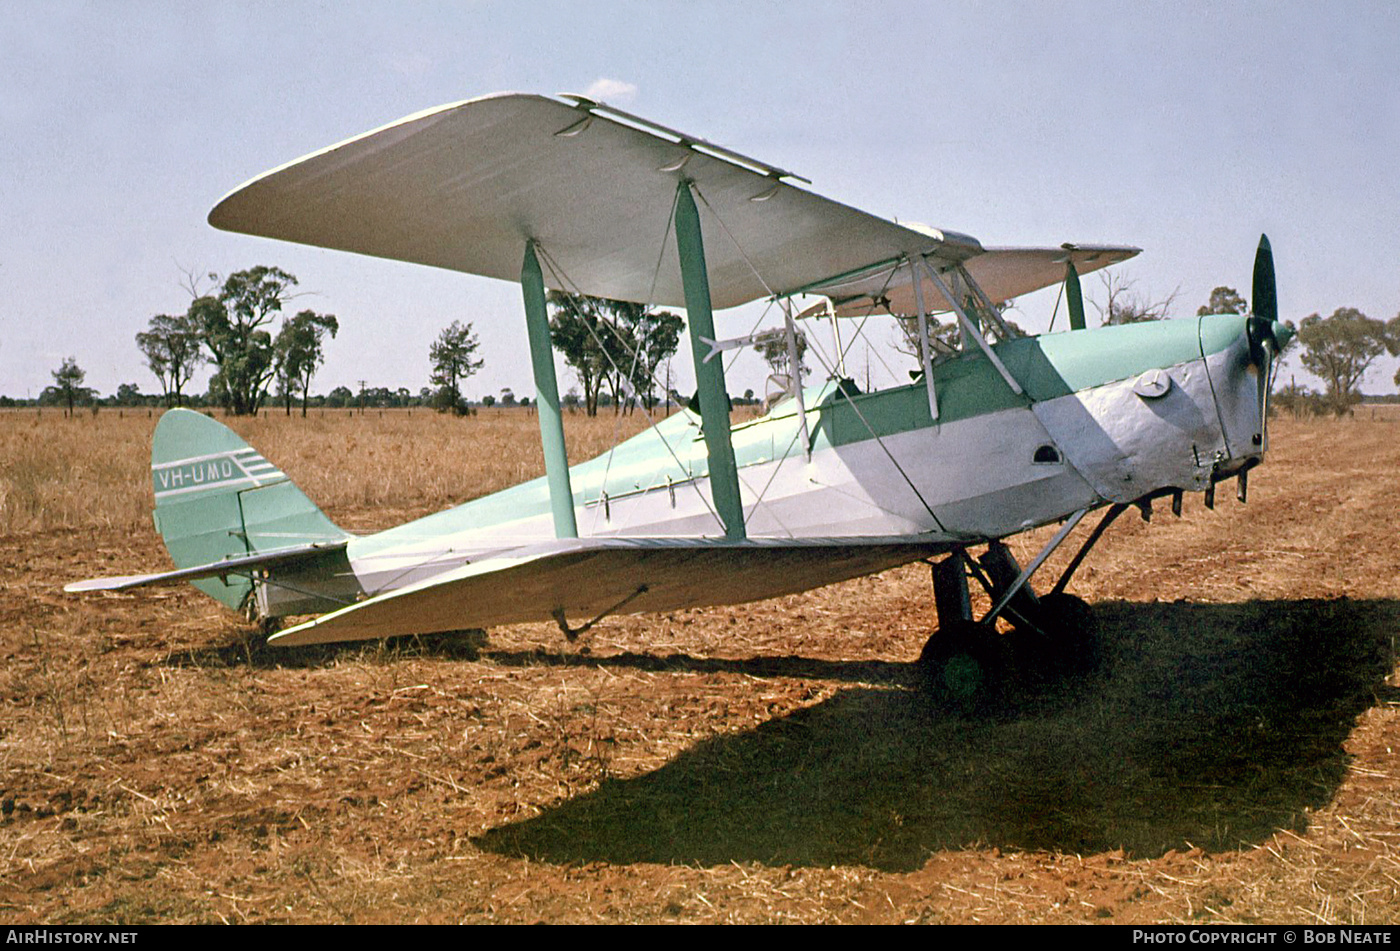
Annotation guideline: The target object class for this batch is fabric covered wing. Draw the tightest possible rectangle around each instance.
[268,536,947,647]
[967,245,1140,307]
[822,245,1140,317]
[208,92,983,310]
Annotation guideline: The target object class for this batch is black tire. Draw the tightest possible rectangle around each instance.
[916,620,1010,713]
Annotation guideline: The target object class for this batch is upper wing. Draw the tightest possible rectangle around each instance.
[208,92,984,310]
[821,244,1141,317]
[966,245,1140,307]
[268,536,947,647]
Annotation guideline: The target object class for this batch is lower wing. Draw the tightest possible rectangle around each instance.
[270,536,948,647]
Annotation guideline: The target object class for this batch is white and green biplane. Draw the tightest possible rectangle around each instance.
[69,93,1292,701]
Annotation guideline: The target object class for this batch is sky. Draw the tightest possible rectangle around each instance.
[3,0,1399,402]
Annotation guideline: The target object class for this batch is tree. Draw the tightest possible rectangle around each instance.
[893,315,958,363]
[429,320,484,414]
[1272,378,1325,418]
[272,310,339,416]
[756,328,809,380]
[1094,272,1178,326]
[548,293,612,416]
[891,299,1021,367]
[51,357,90,417]
[114,383,147,406]
[620,304,683,413]
[136,312,205,407]
[1197,286,1248,317]
[192,266,299,415]
[1296,308,1400,415]
[547,292,683,416]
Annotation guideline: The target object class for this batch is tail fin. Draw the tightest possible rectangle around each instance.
[151,409,349,610]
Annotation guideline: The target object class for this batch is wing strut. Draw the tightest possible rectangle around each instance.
[779,299,812,460]
[908,257,940,421]
[522,241,578,538]
[1065,260,1087,331]
[981,509,1088,625]
[675,181,745,540]
[916,257,1024,396]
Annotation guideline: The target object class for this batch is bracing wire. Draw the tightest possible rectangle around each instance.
[831,263,905,385]
[1048,277,1065,334]
[742,413,808,537]
[534,244,725,533]
[800,314,944,528]
[689,186,942,528]
[692,183,778,300]
[535,180,948,538]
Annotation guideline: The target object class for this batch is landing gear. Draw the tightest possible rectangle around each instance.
[916,516,1112,707]
[916,484,1238,705]
[917,618,1011,712]
[1026,592,1100,677]
[241,588,285,640]
[916,575,1101,709]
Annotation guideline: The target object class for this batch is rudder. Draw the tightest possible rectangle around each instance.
[151,409,348,610]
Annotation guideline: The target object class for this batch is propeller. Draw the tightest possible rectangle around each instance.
[1246,235,1288,365]
[1251,234,1277,324]
[1245,234,1294,451]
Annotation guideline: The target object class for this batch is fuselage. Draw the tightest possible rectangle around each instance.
[254,314,1281,617]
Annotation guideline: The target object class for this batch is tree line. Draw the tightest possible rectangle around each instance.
[22,265,1400,420]
[30,265,690,419]
[136,266,339,416]
[422,295,686,418]
[1188,284,1400,417]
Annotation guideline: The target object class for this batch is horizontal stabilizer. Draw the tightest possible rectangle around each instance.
[269,536,948,647]
[65,540,349,593]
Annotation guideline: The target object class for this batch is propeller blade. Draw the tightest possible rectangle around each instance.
[1247,235,1285,453]
[1251,234,1277,324]
[1066,261,1086,331]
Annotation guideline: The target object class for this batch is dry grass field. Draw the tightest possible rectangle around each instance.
[3,405,1400,923]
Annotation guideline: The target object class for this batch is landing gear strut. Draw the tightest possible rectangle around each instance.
[916,506,1119,709]
[916,479,1252,705]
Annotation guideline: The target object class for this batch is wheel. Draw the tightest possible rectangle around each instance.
[1032,592,1101,675]
[917,620,1010,713]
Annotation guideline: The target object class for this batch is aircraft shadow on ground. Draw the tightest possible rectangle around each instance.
[161,626,492,671]
[473,598,1400,871]
[163,620,910,681]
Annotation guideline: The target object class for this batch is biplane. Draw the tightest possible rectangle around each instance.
[69,92,1291,703]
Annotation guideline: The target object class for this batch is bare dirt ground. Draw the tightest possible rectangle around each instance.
[3,412,1400,924]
